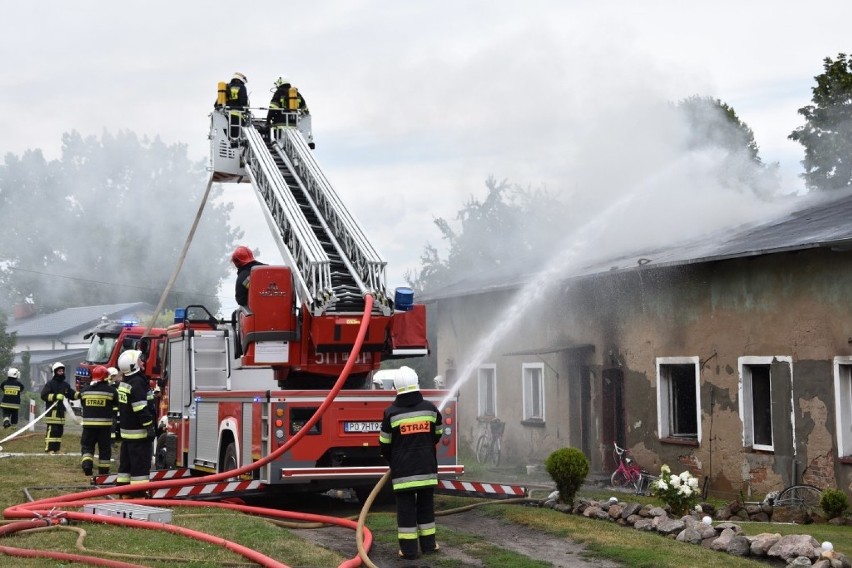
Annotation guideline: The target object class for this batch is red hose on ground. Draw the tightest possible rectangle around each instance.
[3,295,377,568]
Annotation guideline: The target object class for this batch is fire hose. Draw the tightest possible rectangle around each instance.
[3,294,384,567]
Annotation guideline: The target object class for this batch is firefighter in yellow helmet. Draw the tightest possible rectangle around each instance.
[378,366,443,560]
[40,362,80,453]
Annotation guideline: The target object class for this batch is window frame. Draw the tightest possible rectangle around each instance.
[522,362,545,423]
[738,355,792,452]
[477,364,497,418]
[834,356,852,458]
[656,356,701,442]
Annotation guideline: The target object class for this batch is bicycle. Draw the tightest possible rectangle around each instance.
[765,484,823,515]
[475,418,504,466]
[610,442,647,493]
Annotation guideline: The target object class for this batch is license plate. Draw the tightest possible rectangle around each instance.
[344,421,381,433]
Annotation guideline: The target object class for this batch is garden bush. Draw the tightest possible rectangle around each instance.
[820,488,849,519]
[651,464,700,516]
[544,447,588,505]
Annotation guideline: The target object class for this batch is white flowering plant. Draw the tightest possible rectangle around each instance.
[651,464,701,515]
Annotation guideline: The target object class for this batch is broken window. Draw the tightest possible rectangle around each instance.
[477,365,497,418]
[738,356,790,452]
[522,363,545,422]
[656,357,700,441]
[834,357,852,458]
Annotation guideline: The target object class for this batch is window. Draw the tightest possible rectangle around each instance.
[739,356,791,452]
[834,357,852,458]
[656,357,700,441]
[522,363,545,422]
[477,365,496,418]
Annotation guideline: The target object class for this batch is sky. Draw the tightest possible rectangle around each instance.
[3,1,851,313]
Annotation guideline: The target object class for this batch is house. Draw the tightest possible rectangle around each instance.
[423,190,852,500]
[6,302,155,389]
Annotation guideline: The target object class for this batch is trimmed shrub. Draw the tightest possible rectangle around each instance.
[820,488,848,519]
[545,447,589,505]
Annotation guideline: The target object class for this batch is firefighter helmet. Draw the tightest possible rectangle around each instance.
[433,375,445,389]
[393,366,419,394]
[233,72,247,84]
[51,362,65,373]
[6,368,20,379]
[107,367,119,380]
[274,76,289,89]
[91,365,109,382]
[231,245,255,268]
[118,350,143,376]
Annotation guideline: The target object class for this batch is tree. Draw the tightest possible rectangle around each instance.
[406,177,570,293]
[0,131,241,314]
[677,95,761,164]
[789,53,852,191]
[0,310,16,375]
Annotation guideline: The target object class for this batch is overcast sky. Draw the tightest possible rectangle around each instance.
[3,1,850,312]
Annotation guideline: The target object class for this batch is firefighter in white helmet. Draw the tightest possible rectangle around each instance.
[115,350,156,493]
[378,366,443,560]
[39,362,79,453]
[1,368,24,429]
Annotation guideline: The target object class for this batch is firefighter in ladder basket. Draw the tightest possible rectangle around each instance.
[379,366,443,560]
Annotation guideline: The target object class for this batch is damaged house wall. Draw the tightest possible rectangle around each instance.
[431,245,852,499]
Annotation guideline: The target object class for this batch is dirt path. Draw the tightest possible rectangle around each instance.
[291,506,622,567]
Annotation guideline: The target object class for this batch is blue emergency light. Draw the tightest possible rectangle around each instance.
[174,308,186,323]
[394,287,414,311]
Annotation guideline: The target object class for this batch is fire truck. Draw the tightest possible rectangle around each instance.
[80,85,460,500]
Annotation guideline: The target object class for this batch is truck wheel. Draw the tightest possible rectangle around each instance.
[154,433,177,469]
[221,442,239,476]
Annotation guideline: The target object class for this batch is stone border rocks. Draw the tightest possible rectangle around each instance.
[540,496,850,568]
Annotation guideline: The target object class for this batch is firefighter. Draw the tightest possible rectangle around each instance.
[1,368,24,429]
[39,362,79,453]
[222,72,249,143]
[231,245,266,308]
[79,365,118,476]
[378,366,443,560]
[115,350,156,493]
[266,76,315,149]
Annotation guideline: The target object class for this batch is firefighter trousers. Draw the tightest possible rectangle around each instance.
[81,427,112,475]
[117,439,153,486]
[395,487,437,557]
[44,422,65,452]
[2,408,18,427]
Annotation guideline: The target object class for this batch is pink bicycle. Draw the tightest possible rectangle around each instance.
[610,442,643,492]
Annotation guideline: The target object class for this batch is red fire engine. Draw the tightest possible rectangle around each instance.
[81,87,460,500]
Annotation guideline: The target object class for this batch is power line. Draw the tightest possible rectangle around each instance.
[4,266,221,299]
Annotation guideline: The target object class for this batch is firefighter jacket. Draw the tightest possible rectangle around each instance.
[225,78,248,110]
[80,380,118,428]
[117,373,154,440]
[267,83,309,126]
[378,391,443,492]
[40,374,79,424]
[0,376,24,409]
[235,260,266,307]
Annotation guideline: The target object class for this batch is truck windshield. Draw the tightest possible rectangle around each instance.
[86,335,117,363]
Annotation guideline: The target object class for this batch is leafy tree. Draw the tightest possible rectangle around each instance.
[0,310,16,377]
[677,95,761,163]
[0,131,241,314]
[789,53,852,190]
[406,177,570,293]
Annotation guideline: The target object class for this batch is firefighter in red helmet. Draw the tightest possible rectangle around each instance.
[231,246,266,308]
[80,365,118,476]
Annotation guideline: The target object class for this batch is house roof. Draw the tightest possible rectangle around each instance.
[12,349,88,366]
[422,189,852,301]
[6,302,155,338]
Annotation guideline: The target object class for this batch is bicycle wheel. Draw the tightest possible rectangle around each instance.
[475,435,489,464]
[777,484,823,512]
[488,439,501,467]
[611,469,632,488]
